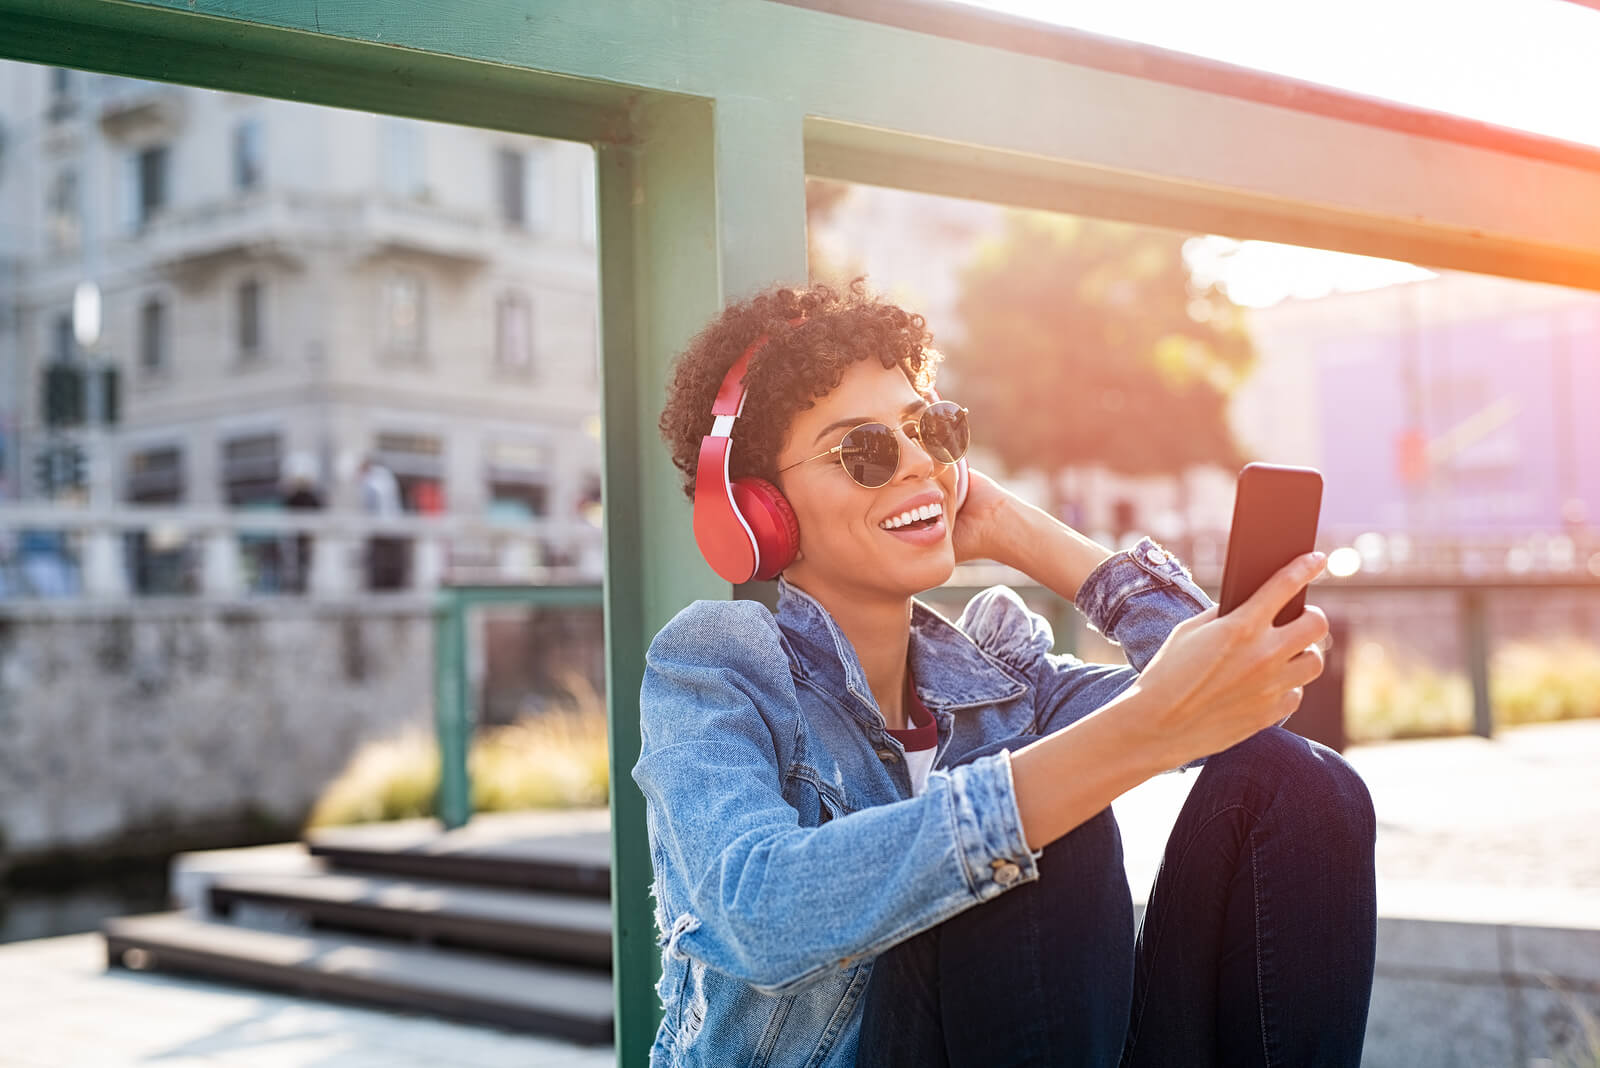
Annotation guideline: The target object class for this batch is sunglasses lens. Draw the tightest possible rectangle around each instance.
[920,401,970,464]
[839,424,899,488]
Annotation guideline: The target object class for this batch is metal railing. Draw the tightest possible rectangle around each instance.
[0,503,603,600]
[432,583,607,829]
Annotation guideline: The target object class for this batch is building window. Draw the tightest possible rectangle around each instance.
[233,119,264,192]
[131,144,170,229]
[47,68,77,121]
[486,439,550,520]
[126,445,184,504]
[495,291,533,373]
[379,118,425,199]
[237,279,263,358]
[374,431,445,513]
[380,272,425,359]
[139,298,167,373]
[47,170,81,253]
[53,313,75,363]
[497,148,526,227]
[221,433,281,507]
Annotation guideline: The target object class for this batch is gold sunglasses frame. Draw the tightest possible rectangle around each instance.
[777,402,970,488]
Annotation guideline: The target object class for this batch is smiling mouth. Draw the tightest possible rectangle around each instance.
[879,502,944,532]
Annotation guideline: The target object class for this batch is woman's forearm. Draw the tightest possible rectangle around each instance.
[1008,684,1170,852]
[991,497,1115,603]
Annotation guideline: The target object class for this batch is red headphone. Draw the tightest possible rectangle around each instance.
[692,326,969,584]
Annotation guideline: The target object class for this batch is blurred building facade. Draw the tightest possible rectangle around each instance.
[0,63,603,592]
[1236,271,1600,543]
[817,184,1600,577]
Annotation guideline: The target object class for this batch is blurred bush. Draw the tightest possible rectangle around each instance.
[307,672,609,828]
[1345,637,1600,743]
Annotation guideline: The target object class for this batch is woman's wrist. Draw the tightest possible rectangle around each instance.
[1009,684,1172,850]
[991,497,1117,603]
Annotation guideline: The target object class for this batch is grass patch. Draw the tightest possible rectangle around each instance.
[307,673,609,828]
[1345,637,1600,743]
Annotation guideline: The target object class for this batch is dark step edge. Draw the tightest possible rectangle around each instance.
[209,883,613,970]
[305,845,611,899]
[103,919,613,1046]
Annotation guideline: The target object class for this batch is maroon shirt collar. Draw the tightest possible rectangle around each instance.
[885,668,937,752]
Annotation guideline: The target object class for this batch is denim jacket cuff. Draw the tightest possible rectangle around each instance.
[1074,537,1210,651]
[947,749,1039,901]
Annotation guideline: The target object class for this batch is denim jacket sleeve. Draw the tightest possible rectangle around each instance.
[958,537,1213,738]
[633,599,1039,996]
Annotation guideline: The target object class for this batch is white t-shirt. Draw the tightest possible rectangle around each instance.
[887,675,939,797]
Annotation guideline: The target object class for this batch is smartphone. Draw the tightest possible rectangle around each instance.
[1218,463,1324,626]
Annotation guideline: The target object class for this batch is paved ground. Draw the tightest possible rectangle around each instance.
[1,719,1596,1067]
[0,932,613,1068]
[1113,718,1600,913]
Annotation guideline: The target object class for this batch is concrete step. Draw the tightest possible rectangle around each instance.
[304,811,610,897]
[103,911,614,1045]
[209,870,612,969]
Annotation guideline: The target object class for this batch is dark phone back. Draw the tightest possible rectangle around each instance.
[1218,463,1323,626]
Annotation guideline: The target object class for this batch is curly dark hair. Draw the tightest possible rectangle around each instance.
[659,279,943,501]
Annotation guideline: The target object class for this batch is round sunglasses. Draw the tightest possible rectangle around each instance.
[778,400,970,489]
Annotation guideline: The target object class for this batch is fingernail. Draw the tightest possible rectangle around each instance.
[1310,551,1327,566]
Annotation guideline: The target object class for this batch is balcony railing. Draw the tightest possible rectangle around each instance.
[0,504,603,602]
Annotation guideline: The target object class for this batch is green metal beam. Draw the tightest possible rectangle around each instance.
[0,0,634,143]
[11,0,1600,287]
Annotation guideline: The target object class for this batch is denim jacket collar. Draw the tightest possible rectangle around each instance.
[774,575,1026,723]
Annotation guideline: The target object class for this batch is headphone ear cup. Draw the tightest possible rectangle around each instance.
[730,477,800,580]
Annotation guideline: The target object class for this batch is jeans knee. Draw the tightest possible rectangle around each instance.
[1279,729,1375,849]
[1317,743,1377,850]
[1225,728,1376,851]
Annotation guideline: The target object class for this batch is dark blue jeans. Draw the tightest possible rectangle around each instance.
[856,727,1377,1067]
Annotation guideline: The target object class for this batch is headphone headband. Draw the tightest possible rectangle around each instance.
[692,321,803,584]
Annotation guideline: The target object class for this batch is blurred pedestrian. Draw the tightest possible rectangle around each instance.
[359,456,407,590]
[281,453,323,594]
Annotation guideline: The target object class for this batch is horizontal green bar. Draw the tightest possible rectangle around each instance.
[439,585,606,609]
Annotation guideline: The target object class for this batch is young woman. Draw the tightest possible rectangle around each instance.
[635,280,1377,1067]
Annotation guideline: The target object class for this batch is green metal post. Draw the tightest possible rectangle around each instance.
[1462,588,1494,738]
[433,590,473,829]
[596,93,809,1064]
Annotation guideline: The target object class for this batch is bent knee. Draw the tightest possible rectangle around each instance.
[1229,728,1376,846]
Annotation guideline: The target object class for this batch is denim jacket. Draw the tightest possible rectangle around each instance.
[633,537,1211,1067]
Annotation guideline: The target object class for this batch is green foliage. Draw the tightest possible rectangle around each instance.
[950,212,1255,476]
[307,679,610,828]
[1344,637,1600,743]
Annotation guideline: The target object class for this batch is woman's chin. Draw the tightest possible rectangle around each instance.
[882,544,955,592]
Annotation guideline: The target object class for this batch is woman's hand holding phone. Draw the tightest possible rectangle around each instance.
[1126,551,1331,770]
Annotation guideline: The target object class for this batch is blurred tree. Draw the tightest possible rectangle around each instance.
[952,212,1254,490]
[806,177,860,285]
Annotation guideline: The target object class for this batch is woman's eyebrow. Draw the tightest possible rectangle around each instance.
[811,399,927,446]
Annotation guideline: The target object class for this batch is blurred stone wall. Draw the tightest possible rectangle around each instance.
[0,601,433,862]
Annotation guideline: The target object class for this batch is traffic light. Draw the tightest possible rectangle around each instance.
[42,364,85,428]
[34,449,54,495]
[101,366,120,426]
[68,443,87,490]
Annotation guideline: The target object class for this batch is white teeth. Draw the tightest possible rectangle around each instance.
[879,503,943,530]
